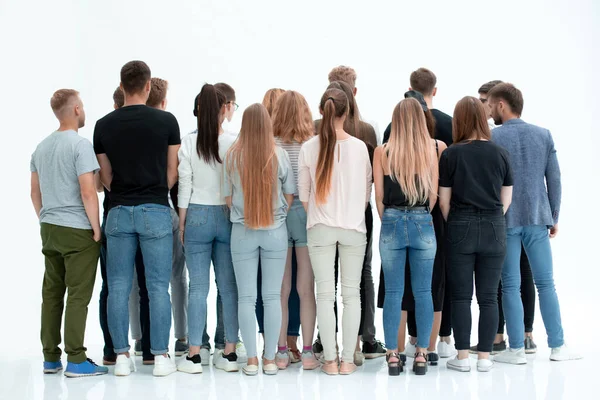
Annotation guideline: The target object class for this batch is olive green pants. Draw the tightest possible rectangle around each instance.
[40,223,100,363]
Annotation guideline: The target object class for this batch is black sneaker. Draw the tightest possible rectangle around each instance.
[469,341,507,355]
[312,337,323,358]
[175,339,189,357]
[363,339,386,359]
[215,352,239,372]
[177,354,203,374]
[524,337,537,354]
[427,352,439,366]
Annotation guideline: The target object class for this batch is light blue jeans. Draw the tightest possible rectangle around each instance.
[502,225,564,349]
[106,204,173,355]
[286,198,308,247]
[231,223,287,360]
[379,208,436,350]
[184,204,238,347]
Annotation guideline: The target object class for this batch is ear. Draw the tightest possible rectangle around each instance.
[114,104,119,110]
[161,98,167,110]
[353,87,357,97]
[74,103,81,116]
[408,87,412,91]
[120,82,124,91]
[432,87,437,97]
[146,80,151,93]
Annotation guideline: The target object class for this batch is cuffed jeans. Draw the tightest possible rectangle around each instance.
[106,204,173,355]
[185,205,238,347]
[232,223,287,360]
[380,208,435,350]
[502,225,564,349]
[308,224,366,363]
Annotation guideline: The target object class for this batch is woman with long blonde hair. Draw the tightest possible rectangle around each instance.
[262,88,286,117]
[374,98,438,376]
[298,88,372,375]
[223,103,295,376]
[270,91,319,370]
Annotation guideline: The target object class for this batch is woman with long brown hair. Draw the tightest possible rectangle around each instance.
[270,91,320,370]
[223,103,296,376]
[262,88,286,116]
[298,88,372,375]
[374,98,439,376]
[440,97,513,372]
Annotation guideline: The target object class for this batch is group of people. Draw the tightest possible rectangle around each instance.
[30,61,581,379]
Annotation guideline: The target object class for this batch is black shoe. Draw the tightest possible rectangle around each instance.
[427,352,439,366]
[469,341,507,355]
[312,337,323,357]
[363,339,386,359]
[524,337,537,354]
[386,352,403,376]
[412,352,428,375]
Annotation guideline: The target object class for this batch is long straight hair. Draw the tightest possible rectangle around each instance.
[196,84,226,164]
[226,104,277,228]
[262,88,286,117]
[316,88,348,204]
[385,98,435,206]
[452,96,491,143]
[272,91,314,144]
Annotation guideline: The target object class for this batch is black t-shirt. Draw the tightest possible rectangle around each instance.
[94,105,181,208]
[439,140,513,210]
[382,109,453,147]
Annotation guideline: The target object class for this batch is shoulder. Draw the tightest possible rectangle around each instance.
[432,109,452,122]
[302,135,319,148]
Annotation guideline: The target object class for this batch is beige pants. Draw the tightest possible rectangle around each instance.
[307,224,367,363]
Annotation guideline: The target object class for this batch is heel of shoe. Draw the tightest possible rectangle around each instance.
[428,352,439,366]
[386,352,403,376]
[413,352,428,376]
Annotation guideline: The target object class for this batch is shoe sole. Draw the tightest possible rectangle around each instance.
[243,368,258,376]
[43,368,63,374]
[215,365,240,372]
[321,369,339,376]
[340,369,357,375]
[103,361,116,366]
[134,351,143,356]
[114,369,133,377]
[495,358,527,365]
[263,369,278,375]
[447,364,471,372]
[477,365,493,372]
[177,366,203,374]
[550,356,583,361]
[354,359,364,366]
[302,363,320,370]
[525,349,537,354]
[153,368,177,377]
[64,371,108,378]
[364,353,386,359]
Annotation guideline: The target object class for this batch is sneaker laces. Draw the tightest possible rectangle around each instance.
[86,358,99,367]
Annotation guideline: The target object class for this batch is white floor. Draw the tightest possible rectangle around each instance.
[1,348,592,400]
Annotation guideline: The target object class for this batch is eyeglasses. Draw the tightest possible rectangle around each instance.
[229,101,239,111]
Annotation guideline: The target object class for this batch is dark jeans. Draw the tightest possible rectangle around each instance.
[99,218,151,359]
[202,292,226,350]
[497,246,535,334]
[447,209,506,352]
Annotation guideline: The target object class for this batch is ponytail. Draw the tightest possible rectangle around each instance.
[196,83,226,164]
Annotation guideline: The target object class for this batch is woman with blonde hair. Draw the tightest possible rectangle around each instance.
[298,88,372,375]
[262,88,286,116]
[270,91,319,370]
[223,103,295,376]
[374,98,439,376]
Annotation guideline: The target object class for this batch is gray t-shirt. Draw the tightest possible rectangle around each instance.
[30,130,100,229]
[223,146,295,230]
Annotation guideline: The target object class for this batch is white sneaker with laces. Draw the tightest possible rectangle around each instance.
[236,342,248,363]
[405,341,417,358]
[447,357,471,372]
[215,352,240,372]
[200,348,211,366]
[437,339,458,358]
[212,349,223,366]
[153,354,177,377]
[114,354,134,376]
[494,348,527,365]
[550,345,582,361]
[477,359,494,372]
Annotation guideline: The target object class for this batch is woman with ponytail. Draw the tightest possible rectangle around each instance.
[298,88,372,375]
[177,84,239,374]
[224,103,295,376]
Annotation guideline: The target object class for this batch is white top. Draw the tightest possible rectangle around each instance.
[275,137,303,196]
[178,131,237,207]
[298,135,372,233]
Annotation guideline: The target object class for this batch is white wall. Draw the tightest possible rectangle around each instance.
[0,0,598,356]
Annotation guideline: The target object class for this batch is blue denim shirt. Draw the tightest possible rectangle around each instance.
[492,119,561,229]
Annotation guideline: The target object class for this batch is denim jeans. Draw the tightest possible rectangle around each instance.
[202,292,225,349]
[380,208,435,350]
[185,204,238,347]
[446,209,506,352]
[232,223,287,360]
[502,225,564,349]
[106,204,173,355]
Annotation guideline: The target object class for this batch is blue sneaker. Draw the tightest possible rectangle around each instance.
[64,359,108,378]
[43,361,63,374]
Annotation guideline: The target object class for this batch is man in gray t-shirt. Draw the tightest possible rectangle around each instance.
[30,89,106,377]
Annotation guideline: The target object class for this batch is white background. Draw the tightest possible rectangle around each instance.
[0,0,598,398]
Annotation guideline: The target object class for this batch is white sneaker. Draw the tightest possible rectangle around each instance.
[405,341,417,358]
[447,357,471,372]
[236,342,248,363]
[437,339,458,358]
[153,355,177,377]
[200,348,211,366]
[263,362,278,375]
[214,352,240,372]
[477,359,494,372]
[354,351,365,366]
[114,354,134,376]
[494,348,527,365]
[550,345,582,361]
[212,349,223,366]
[177,354,203,374]
[242,363,258,376]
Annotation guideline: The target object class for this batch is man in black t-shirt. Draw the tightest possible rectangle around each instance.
[94,60,181,377]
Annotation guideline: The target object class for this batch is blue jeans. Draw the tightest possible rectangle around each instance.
[232,223,287,360]
[185,204,238,347]
[379,208,436,350]
[106,204,173,355]
[502,225,564,349]
[202,293,226,350]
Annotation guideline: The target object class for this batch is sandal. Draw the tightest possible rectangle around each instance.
[386,352,403,376]
[413,352,428,375]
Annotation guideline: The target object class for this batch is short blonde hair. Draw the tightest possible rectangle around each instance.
[328,66,357,88]
[50,89,79,117]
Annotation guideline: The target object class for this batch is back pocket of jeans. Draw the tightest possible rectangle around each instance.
[142,207,171,238]
[491,221,507,246]
[186,207,209,227]
[380,221,396,244]
[446,221,470,245]
[414,220,435,244]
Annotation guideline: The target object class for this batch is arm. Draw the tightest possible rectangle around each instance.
[438,187,451,221]
[285,194,294,210]
[500,186,513,215]
[167,145,180,189]
[545,132,561,227]
[95,173,103,192]
[178,207,187,244]
[79,172,101,241]
[96,154,113,191]
[373,146,385,220]
[365,146,373,210]
[429,145,439,211]
[31,172,42,218]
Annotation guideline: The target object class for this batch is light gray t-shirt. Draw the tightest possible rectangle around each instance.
[30,130,100,229]
[223,146,295,230]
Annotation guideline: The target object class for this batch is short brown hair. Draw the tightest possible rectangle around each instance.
[262,88,286,117]
[410,68,437,96]
[214,83,236,102]
[113,86,124,108]
[147,77,168,108]
[120,60,151,95]
[328,66,357,89]
[50,89,79,117]
[478,80,503,95]
[452,96,491,143]
[487,83,524,116]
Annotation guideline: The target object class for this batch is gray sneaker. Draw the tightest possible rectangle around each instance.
[524,337,537,354]
[175,340,189,357]
[134,340,142,356]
